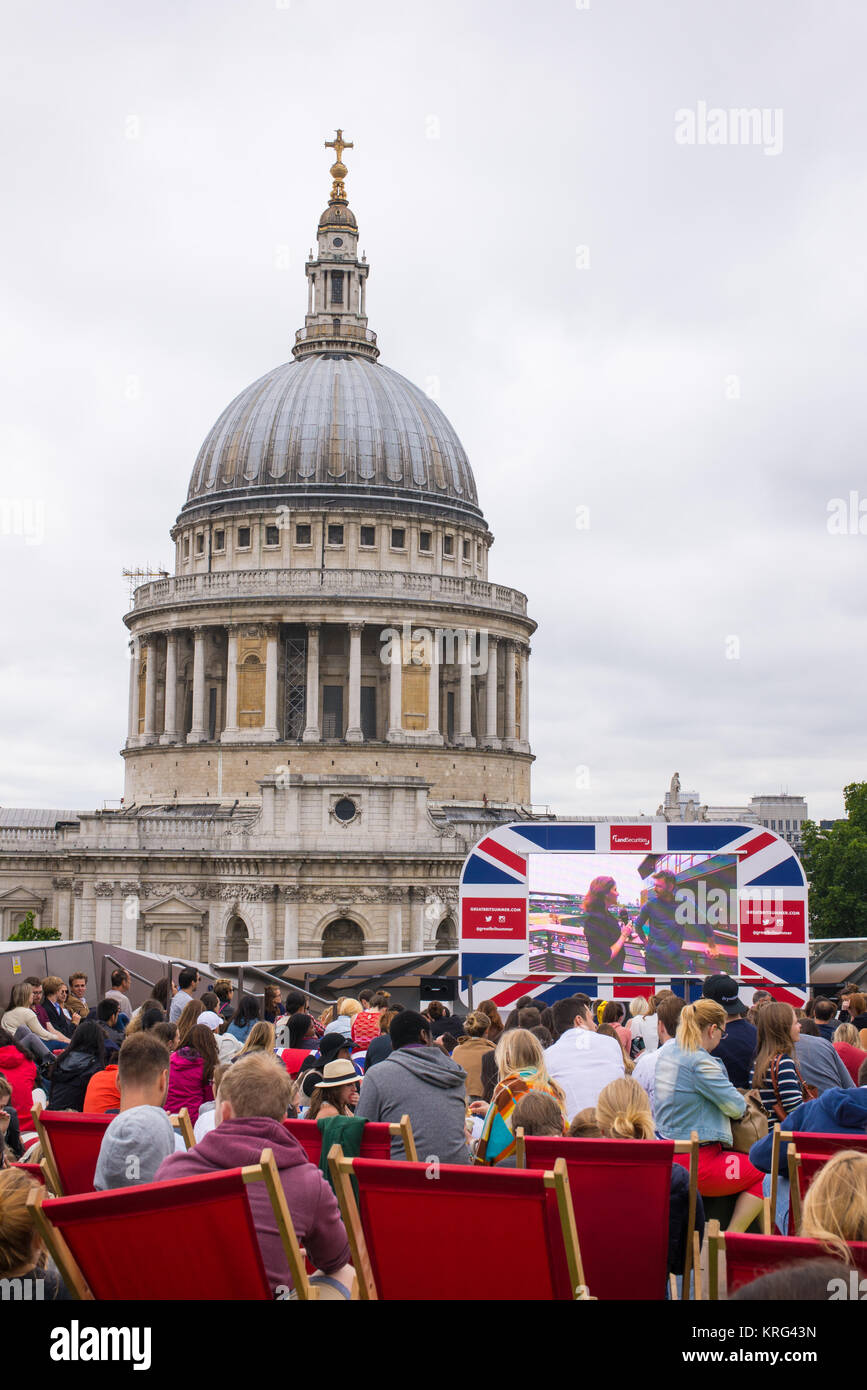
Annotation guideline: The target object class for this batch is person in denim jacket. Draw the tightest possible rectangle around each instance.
[655,998,764,1231]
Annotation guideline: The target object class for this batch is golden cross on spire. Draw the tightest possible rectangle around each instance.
[325,128,353,201]
[325,129,353,164]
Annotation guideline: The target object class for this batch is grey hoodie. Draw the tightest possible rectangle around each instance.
[355,1045,472,1165]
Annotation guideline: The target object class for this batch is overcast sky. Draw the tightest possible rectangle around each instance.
[1,0,865,820]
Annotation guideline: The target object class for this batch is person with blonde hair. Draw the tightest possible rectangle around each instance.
[0,1167,69,1298]
[832,1023,867,1085]
[451,1011,495,1100]
[628,994,659,1055]
[655,998,764,1230]
[596,1076,656,1140]
[323,997,363,1043]
[1,982,67,1047]
[595,1076,706,1277]
[236,1021,276,1059]
[801,1150,867,1258]
[476,1028,566,1165]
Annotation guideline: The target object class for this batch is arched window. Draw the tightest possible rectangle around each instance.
[435,916,457,950]
[321,918,364,958]
[227,915,249,962]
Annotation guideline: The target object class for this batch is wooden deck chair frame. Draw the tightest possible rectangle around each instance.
[328,1144,589,1301]
[707,1218,723,1300]
[391,1114,417,1161]
[33,1104,195,1193]
[783,1134,867,1234]
[673,1133,700,1298]
[27,1147,319,1301]
[169,1108,195,1148]
[514,1128,700,1299]
[31,1104,63,1195]
[788,1149,805,1230]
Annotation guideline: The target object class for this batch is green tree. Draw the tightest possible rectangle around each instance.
[8,909,61,942]
[801,782,867,939]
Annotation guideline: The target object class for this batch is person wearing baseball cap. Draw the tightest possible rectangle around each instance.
[702,975,756,1089]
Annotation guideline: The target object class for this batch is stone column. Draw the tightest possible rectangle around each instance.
[387,634,403,742]
[503,640,517,750]
[160,632,180,743]
[425,637,443,744]
[221,626,240,742]
[142,637,158,744]
[187,627,208,742]
[346,622,363,742]
[261,889,277,959]
[52,878,73,936]
[456,630,476,748]
[282,889,300,957]
[263,626,280,740]
[485,636,501,748]
[302,624,321,741]
[120,882,140,950]
[519,643,531,752]
[410,887,425,952]
[72,882,84,941]
[387,891,403,953]
[127,638,141,745]
[94,883,115,945]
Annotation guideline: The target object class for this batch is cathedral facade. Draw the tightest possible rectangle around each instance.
[0,135,536,964]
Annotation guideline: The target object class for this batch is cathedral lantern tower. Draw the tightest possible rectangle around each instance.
[294,130,378,362]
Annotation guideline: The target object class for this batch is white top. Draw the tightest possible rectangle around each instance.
[169,990,194,1023]
[1,1007,57,1042]
[543,1028,625,1123]
[105,989,132,1018]
[630,1014,659,1053]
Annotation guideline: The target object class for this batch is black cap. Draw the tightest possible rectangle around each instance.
[702,974,747,1017]
[317,1032,351,1062]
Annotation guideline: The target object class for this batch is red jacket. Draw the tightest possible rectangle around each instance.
[834,1040,867,1085]
[0,1043,37,1120]
[154,1116,350,1293]
[164,1048,214,1124]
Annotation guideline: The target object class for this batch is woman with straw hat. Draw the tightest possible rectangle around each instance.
[305,1059,360,1121]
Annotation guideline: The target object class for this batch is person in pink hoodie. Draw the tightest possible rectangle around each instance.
[164,1024,217,1124]
[155,1052,352,1297]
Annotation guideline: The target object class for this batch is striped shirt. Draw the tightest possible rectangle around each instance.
[751,1054,804,1127]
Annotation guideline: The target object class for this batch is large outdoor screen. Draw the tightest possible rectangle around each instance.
[528,850,739,978]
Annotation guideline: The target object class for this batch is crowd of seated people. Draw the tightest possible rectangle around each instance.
[1,968,866,1301]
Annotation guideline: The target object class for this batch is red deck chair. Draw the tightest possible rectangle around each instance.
[283,1115,417,1165]
[278,1048,315,1078]
[28,1148,321,1300]
[783,1132,867,1229]
[33,1105,195,1195]
[12,1162,45,1184]
[707,1221,867,1298]
[515,1132,699,1300]
[329,1146,588,1301]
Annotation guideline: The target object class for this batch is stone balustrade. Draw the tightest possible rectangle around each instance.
[130,568,528,618]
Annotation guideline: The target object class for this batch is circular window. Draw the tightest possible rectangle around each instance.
[334,796,357,823]
[333,236,344,247]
